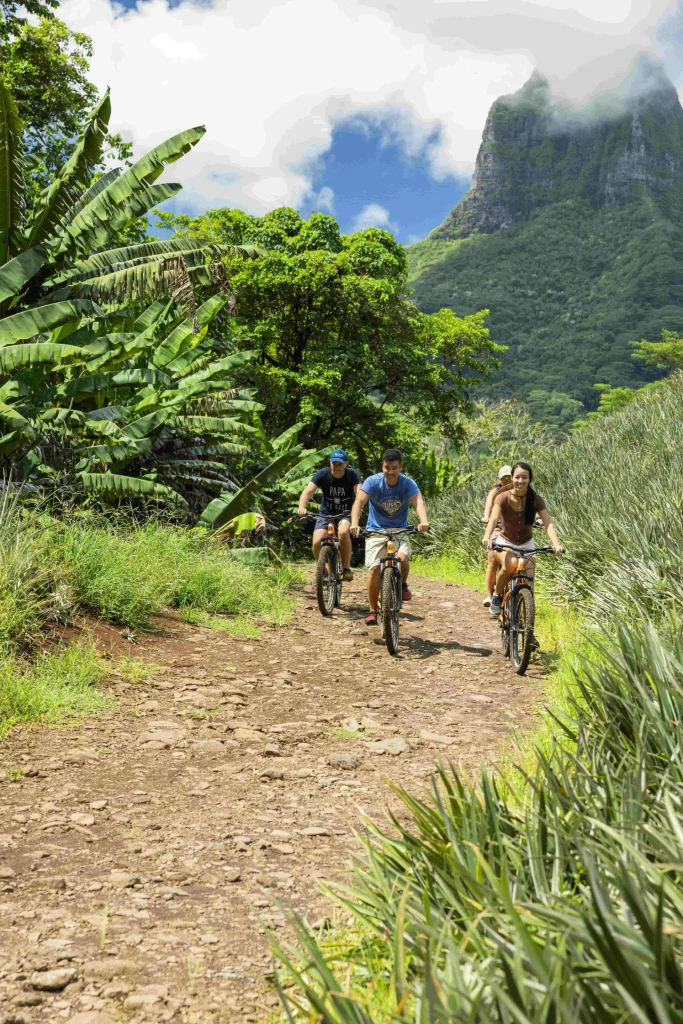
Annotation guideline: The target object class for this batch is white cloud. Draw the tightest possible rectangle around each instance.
[60,0,678,216]
[315,186,335,213]
[351,202,398,233]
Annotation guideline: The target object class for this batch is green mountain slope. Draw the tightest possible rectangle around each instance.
[408,60,683,410]
[408,196,683,406]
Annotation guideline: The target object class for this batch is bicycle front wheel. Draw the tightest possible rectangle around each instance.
[382,568,400,655]
[335,552,343,607]
[511,587,535,675]
[316,545,337,616]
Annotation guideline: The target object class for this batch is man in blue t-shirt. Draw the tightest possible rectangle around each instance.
[350,448,429,625]
[297,448,360,581]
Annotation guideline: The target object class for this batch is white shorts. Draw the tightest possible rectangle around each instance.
[365,532,412,569]
[491,531,536,563]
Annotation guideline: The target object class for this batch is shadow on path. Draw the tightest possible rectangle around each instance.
[399,636,494,661]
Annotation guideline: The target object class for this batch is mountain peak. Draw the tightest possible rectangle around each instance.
[433,56,683,239]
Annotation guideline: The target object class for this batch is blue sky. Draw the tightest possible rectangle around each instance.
[299,121,469,242]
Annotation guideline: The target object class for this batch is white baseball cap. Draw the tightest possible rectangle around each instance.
[499,465,513,478]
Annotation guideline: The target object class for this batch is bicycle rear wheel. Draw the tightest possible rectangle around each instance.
[511,587,535,675]
[382,568,400,655]
[316,545,337,616]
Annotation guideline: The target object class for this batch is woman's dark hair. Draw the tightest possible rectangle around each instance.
[512,462,536,524]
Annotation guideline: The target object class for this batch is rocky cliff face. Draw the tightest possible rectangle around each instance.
[434,58,683,240]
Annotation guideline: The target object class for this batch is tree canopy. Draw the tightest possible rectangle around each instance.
[158,206,503,478]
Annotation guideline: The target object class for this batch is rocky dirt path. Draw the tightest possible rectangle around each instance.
[0,570,543,1024]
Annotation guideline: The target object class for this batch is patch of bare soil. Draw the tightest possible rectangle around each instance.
[0,571,543,1024]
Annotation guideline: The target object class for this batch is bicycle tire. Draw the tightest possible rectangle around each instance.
[316,545,337,616]
[511,587,535,675]
[335,552,343,607]
[382,568,400,655]
[501,593,511,659]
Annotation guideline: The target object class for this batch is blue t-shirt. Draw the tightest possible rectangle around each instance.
[361,473,420,530]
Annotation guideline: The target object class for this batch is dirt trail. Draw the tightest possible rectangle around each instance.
[0,571,543,1024]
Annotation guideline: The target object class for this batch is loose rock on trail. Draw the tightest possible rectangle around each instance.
[0,571,543,1023]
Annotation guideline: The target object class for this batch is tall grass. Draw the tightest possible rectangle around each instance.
[41,514,300,630]
[274,374,683,1021]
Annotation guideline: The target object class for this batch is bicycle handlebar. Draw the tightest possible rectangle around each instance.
[491,543,556,554]
[356,526,421,538]
[299,511,351,521]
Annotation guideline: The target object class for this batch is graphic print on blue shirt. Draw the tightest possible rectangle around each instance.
[361,473,420,530]
[311,467,361,515]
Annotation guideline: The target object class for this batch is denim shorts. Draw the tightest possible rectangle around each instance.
[314,513,351,532]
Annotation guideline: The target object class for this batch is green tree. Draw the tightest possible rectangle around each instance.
[0,0,58,41]
[158,206,503,473]
[525,389,584,436]
[632,329,683,371]
[2,15,132,193]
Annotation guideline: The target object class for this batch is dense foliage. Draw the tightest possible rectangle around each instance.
[159,206,503,478]
[276,372,683,1022]
[0,78,335,521]
[408,197,683,411]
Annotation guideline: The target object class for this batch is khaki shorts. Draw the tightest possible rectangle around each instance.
[365,531,412,569]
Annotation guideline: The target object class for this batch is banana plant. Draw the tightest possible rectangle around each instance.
[201,421,334,528]
[0,74,262,350]
[0,291,266,505]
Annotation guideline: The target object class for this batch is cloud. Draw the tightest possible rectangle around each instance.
[61,0,679,216]
[351,203,398,233]
[315,186,335,213]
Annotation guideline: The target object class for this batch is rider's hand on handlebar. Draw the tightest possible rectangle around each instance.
[297,506,308,518]
[417,521,429,533]
[482,536,493,550]
[350,524,362,538]
[553,543,564,554]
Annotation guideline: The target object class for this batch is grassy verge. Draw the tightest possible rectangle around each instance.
[0,640,111,740]
[0,500,300,738]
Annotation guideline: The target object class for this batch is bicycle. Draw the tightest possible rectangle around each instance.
[301,512,349,616]
[361,527,418,655]
[491,543,555,675]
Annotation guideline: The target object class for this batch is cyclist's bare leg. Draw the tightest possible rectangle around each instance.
[368,565,380,611]
[494,550,534,595]
[338,520,352,568]
[312,529,326,559]
[485,551,497,599]
[398,552,410,583]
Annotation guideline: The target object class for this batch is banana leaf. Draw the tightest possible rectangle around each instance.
[79,471,187,507]
[0,299,102,345]
[201,447,303,529]
[0,75,25,265]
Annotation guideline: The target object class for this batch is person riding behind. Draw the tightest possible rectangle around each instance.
[482,465,513,608]
[482,461,562,616]
[298,448,360,582]
[350,448,429,626]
